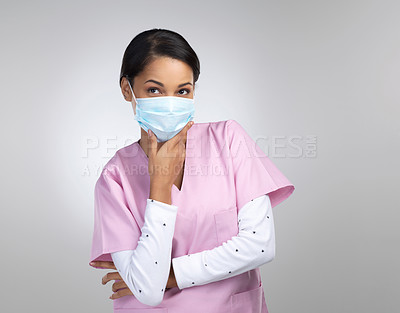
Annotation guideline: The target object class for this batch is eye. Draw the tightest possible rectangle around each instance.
[147,87,160,94]
[178,89,190,95]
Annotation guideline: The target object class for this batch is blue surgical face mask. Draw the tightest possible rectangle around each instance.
[127,80,195,142]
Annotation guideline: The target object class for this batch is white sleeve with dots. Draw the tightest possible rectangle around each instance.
[110,198,178,307]
[171,194,275,289]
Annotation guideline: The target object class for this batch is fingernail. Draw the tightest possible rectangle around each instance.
[89,262,94,266]
[148,129,152,137]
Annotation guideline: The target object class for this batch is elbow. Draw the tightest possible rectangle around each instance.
[124,271,165,307]
[269,244,276,262]
[257,239,276,265]
[136,290,164,307]
[138,295,163,307]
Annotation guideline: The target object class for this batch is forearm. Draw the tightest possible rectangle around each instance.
[150,180,172,205]
[111,198,178,306]
[172,194,275,289]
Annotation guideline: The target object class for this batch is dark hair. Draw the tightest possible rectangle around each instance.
[119,28,200,88]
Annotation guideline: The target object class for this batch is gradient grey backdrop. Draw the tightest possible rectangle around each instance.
[1,1,399,312]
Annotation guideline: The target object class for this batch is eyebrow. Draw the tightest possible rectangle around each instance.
[144,79,192,88]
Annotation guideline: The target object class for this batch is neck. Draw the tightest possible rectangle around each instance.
[138,128,188,158]
[139,129,165,158]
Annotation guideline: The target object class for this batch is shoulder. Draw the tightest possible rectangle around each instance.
[189,119,250,155]
[190,119,244,138]
[193,119,241,128]
[95,144,132,185]
[209,119,250,144]
[100,140,143,176]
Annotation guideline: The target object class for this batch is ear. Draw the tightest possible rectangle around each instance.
[121,77,133,102]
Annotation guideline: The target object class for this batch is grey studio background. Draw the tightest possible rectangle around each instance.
[0,1,399,312]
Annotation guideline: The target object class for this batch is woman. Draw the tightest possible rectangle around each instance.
[89,28,295,313]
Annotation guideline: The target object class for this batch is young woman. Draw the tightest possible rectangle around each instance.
[89,28,295,313]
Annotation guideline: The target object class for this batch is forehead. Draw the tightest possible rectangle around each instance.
[139,57,193,83]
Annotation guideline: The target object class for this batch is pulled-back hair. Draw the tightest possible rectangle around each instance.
[119,28,200,88]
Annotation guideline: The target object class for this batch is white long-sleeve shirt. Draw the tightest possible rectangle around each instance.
[111,194,274,305]
[111,198,178,306]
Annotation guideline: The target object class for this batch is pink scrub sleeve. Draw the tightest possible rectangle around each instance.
[227,119,295,211]
[89,166,141,265]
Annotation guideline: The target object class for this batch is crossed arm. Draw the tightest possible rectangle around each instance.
[94,194,275,306]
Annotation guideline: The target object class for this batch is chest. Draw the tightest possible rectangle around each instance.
[126,128,240,258]
[168,150,239,258]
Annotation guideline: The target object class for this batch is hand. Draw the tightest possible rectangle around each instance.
[148,121,194,189]
[89,261,134,300]
[89,261,179,298]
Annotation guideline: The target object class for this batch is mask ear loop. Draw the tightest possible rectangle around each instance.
[126,77,138,105]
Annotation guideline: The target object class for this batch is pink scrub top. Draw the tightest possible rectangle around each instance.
[89,119,295,313]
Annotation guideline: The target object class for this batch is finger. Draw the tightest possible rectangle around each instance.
[169,120,194,147]
[90,261,116,270]
[102,271,122,285]
[179,120,194,143]
[112,279,128,292]
[110,287,133,300]
[147,129,158,160]
[177,141,187,160]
